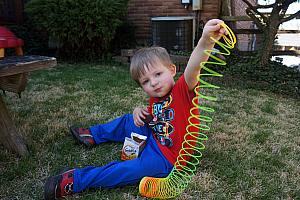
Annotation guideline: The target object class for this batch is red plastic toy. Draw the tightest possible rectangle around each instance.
[0,26,24,58]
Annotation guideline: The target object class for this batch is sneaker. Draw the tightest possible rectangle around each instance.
[44,169,75,200]
[70,126,96,147]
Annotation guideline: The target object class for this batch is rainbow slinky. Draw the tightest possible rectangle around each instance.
[139,23,236,199]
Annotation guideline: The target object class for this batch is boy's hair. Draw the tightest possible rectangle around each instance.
[130,47,173,84]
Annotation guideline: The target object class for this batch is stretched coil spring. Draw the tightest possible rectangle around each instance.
[139,23,237,199]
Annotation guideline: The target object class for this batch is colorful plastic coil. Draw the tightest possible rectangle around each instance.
[139,23,237,199]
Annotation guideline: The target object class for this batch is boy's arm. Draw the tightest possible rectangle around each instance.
[184,19,226,91]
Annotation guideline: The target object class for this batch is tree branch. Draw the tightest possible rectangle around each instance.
[279,4,288,19]
[281,10,300,23]
[245,8,265,30]
[241,0,268,23]
[282,0,299,7]
[256,3,276,9]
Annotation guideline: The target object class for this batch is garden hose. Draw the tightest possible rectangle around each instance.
[139,23,236,199]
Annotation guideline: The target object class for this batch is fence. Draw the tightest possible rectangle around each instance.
[221,15,300,56]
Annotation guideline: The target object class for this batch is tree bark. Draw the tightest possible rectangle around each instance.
[258,15,280,67]
[221,0,232,16]
[259,27,278,67]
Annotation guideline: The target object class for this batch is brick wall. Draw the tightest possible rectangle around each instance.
[127,0,221,45]
[201,0,222,22]
[232,0,258,51]
[0,0,24,24]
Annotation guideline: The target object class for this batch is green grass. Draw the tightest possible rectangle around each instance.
[0,62,299,199]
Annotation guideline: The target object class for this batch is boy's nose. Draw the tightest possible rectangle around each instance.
[150,79,158,87]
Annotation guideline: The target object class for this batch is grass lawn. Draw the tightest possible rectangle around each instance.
[0,62,299,199]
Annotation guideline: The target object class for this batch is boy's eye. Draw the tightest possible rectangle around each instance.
[155,72,161,77]
[142,80,149,85]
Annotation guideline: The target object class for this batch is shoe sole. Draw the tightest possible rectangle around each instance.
[69,126,93,148]
[44,168,72,200]
[44,175,59,200]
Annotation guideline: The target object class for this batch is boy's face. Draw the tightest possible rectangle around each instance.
[138,61,176,98]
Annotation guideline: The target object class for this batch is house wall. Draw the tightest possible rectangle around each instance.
[232,0,258,51]
[127,0,221,45]
[0,0,24,24]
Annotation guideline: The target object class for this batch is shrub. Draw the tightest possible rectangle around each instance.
[110,20,136,55]
[223,52,300,98]
[25,0,129,60]
[7,22,50,56]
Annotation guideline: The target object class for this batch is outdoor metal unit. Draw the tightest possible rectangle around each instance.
[152,16,194,52]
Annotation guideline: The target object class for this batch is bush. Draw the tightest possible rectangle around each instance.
[7,22,50,56]
[25,0,129,60]
[110,20,136,54]
[222,52,300,98]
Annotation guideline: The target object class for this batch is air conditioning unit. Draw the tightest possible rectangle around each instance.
[152,16,194,52]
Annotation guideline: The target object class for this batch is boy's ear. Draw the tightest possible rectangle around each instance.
[170,64,177,77]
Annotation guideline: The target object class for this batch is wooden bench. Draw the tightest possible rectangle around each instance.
[0,55,57,156]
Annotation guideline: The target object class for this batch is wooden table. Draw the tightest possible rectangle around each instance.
[0,55,57,156]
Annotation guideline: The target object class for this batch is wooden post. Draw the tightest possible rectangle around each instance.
[14,0,24,24]
[0,48,4,58]
[15,46,23,56]
[0,73,28,94]
[0,95,28,156]
[0,55,57,156]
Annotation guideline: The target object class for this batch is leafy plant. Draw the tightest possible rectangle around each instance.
[7,22,50,56]
[222,52,300,98]
[110,20,136,55]
[25,0,129,60]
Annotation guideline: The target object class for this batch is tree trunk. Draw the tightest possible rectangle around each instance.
[221,0,232,16]
[258,22,279,67]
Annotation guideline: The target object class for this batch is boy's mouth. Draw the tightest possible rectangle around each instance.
[154,87,162,93]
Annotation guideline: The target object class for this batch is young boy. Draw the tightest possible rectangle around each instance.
[44,19,226,199]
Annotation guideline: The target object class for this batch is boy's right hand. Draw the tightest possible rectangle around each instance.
[133,107,149,127]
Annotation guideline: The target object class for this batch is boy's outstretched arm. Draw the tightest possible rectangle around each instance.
[184,19,226,91]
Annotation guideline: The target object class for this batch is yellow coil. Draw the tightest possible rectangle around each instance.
[139,23,237,199]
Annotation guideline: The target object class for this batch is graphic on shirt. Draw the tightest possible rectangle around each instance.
[149,96,175,147]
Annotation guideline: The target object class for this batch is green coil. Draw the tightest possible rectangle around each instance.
[139,23,237,199]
